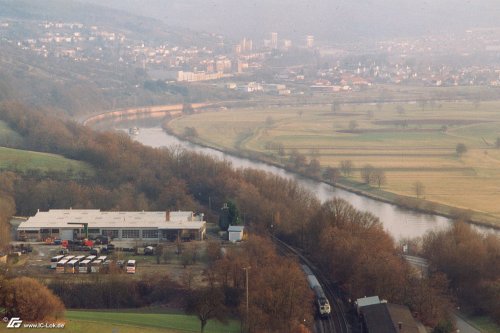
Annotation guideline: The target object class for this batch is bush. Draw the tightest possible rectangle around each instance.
[2,277,65,321]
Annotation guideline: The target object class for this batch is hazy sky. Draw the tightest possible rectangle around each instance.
[81,0,500,42]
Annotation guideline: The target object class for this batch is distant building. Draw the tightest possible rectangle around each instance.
[237,59,249,73]
[241,37,253,52]
[262,83,290,95]
[283,39,292,49]
[228,225,245,242]
[270,32,278,49]
[306,35,314,48]
[177,71,224,82]
[17,209,206,243]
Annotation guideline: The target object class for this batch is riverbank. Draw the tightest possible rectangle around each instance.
[162,120,500,231]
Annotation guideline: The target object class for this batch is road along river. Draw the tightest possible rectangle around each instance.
[105,118,499,241]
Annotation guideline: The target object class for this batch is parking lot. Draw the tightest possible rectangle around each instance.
[6,240,211,287]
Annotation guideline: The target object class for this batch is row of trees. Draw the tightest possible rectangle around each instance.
[49,274,183,309]
[0,172,16,250]
[423,223,500,321]
[360,164,387,188]
[197,236,313,333]
[305,198,453,327]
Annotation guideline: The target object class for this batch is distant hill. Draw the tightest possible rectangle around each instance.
[0,0,222,115]
[0,0,217,45]
[79,0,500,42]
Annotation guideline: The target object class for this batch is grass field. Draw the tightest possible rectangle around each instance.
[168,99,500,225]
[469,316,500,333]
[0,310,240,333]
[0,120,93,176]
[0,146,94,176]
[0,120,22,143]
[0,120,93,175]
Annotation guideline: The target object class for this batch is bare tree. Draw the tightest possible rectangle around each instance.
[185,286,227,333]
[348,120,359,131]
[456,143,467,157]
[339,160,354,177]
[413,181,425,199]
[323,166,340,183]
[306,158,321,179]
[360,164,376,184]
[331,101,341,113]
[371,169,386,188]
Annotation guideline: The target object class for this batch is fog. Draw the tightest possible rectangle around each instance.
[80,0,500,41]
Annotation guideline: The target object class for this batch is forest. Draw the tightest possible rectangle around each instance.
[0,101,498,330]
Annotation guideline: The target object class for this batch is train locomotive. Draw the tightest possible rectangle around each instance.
[302,265,331,318]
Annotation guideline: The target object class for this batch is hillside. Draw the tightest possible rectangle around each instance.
[0,146,94,176]
[0,0,221,115]
[0,0,218,47]
[0,119,92,175]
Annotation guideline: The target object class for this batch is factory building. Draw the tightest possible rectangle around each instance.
[17,209,206,242]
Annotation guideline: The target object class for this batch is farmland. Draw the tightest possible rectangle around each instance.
[0,310,240,333]
[168,99,500,225]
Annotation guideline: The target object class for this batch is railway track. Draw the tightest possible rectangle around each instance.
[273,236,350,333]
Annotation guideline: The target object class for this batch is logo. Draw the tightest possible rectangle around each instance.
[6,317,22,328]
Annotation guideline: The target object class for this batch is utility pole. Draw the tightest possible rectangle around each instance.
[243,266,251,332]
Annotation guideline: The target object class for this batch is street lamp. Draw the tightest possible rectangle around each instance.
[243,266,251,332]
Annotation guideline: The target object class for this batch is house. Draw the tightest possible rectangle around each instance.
[360,303,424,333]
[228,225,245,242]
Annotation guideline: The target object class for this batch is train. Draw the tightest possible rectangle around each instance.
[302,265,331,318]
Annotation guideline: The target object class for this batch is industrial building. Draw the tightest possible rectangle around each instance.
[17,209,206,243]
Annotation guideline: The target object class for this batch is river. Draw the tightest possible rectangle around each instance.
[106,119,498,241]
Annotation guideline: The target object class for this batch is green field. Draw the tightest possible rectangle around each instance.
[0,310,240,333]
[168,99,500,226]
[0,120,93,176]
[0,120,22,146]
[0,146,94,176]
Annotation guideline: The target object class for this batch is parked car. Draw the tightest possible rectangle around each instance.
[116,260,125,269]
[58,248,69,255]
[90,247,101,256]
[144,246,155,255]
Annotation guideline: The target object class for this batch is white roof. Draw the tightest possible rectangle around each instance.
[228,225,245,232]
[18,209,205,230]
[356,296,381,309]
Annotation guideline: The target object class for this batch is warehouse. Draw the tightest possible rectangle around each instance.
[17,209,206,242]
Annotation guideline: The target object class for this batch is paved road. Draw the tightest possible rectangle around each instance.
[453,313,481,333]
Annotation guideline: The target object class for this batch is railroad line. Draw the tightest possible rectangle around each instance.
[272,236,350,333]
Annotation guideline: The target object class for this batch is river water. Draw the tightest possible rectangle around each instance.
[108,120,498,241]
